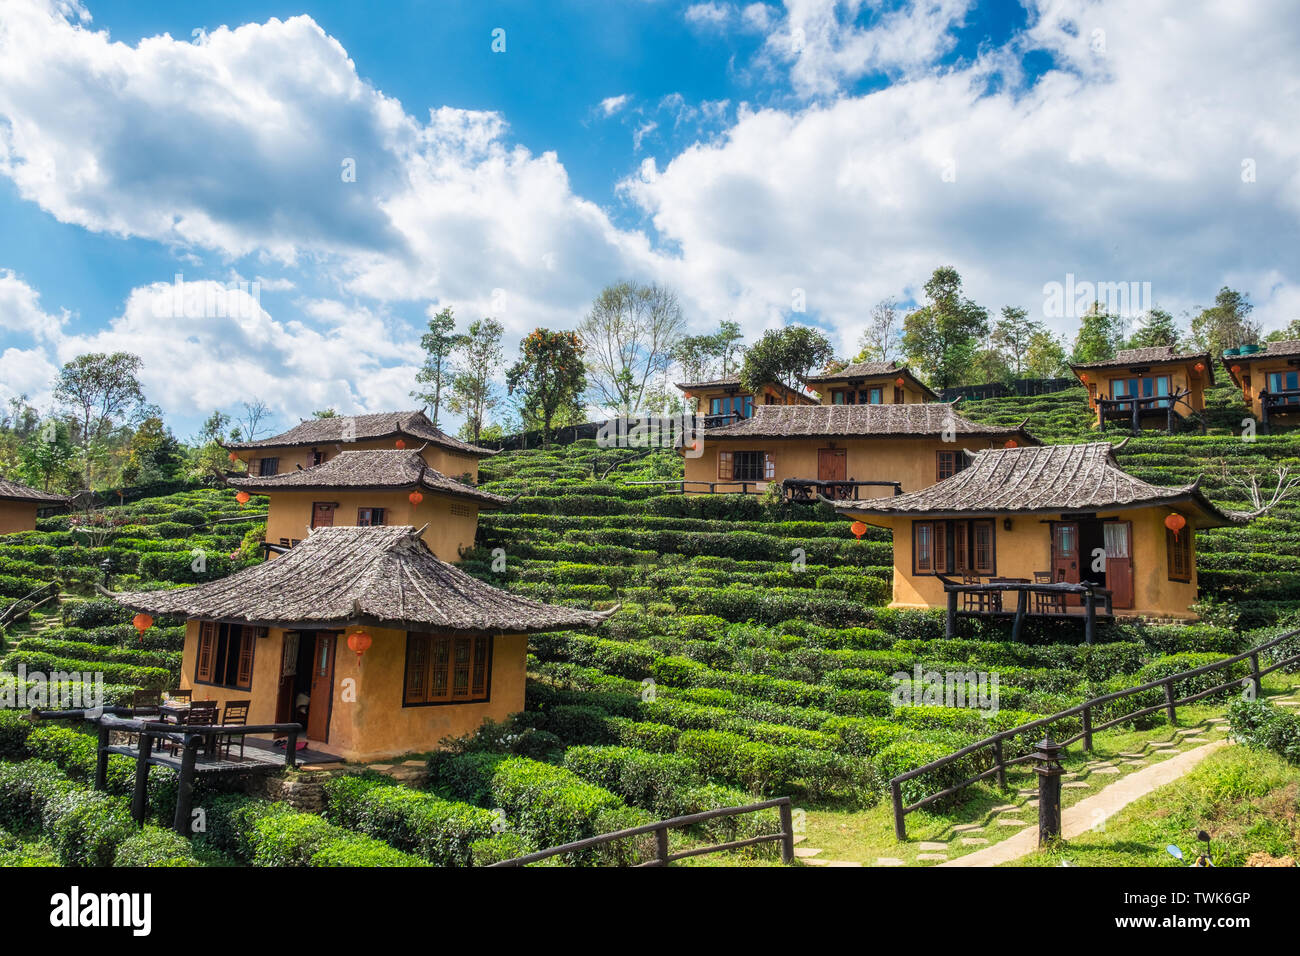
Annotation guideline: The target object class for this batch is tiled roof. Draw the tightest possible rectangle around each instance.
[704,402,1037,442]
[224,410,494,457]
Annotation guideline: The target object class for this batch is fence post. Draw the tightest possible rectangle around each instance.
[946,589,957,639]
[891,779,906,841]
[94,722,110,792]
[655,826,669,866]
[131,732,153,823]
[778,800,795,865]
[1249,651,1262,698]
[1032,738,1065,847]
[992,737,1007,789]
[1163,680,1177,724]
[1084,589,1096,645]
[172,735,199,836]
[1082,705,1093,752]
[286,728,298,768]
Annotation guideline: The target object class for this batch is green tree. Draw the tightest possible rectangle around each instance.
[121,416,183,486]
[674,319,745,382]
[900,267,989,389]
[739,325,834,395]
[447,317,505,443]
[1127,307,1182,349]
[412,306,465,427]
[1024,330,1069,378]
[312,408,338,418]
[1070,302,1122,364]
[991,306,1038,376]
[506,329,587,443]
[53,351,147,488]
[579,281,685,416]
[1264,318,1300,342]
[17,418,77,492]
[1191,287,1260,355]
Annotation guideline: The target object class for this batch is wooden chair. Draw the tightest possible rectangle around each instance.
[218,701,251,761]
[167,688,192,705]
[168,701,218,756]
[960,573,992,612]
[1034,571,1064,614]
[125,689,161,748]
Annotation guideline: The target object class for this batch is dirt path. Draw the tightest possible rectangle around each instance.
[939,739,1230,867]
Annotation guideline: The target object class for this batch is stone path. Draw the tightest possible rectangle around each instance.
[939,740,1229,867]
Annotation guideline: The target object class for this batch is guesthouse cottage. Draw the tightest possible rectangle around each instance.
[111,525,614,762]
[0,475,68,534]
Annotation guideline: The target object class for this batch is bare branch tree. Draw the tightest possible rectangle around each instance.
[1214,460,1300,518]
[237,398,272,442]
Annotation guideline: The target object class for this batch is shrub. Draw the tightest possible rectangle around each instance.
[42,789,136,866]
[0,710,32,759]
[198,793,295,862]
[470,831,536,866]
[114,826,199,867]
[0,759,75,832]
[1228,698,1300,764]
[62,599,131,629]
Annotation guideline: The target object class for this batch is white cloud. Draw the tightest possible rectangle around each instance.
[0,268,67,340]
[599,94,631,116]
[685,3,734,29]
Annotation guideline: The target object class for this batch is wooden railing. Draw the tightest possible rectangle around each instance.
[0,581,60,628]
[937,576,1113,643]
[1095,387,1192,434]
[784,478,903,502]
[624,479,769,495]
[888,630,1300,840]
[1260,388,1300,430]
[491,797,795,867]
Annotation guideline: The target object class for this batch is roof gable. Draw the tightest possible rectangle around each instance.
[225,410,495,457]
[0,475,68,504]
[704,402,1037,442]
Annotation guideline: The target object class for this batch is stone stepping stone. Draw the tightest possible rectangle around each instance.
[875,858,905,867]
[1064,782,1089,789]
[793,835,806,845]
[1153,749,1179,755]
[952,823,983,832]
[1182,737,1209,743]
[997,818,1027,827]
[961,837,989,846]
[1064,772,1081,779]
[1093,767,1120,774]
[1276,701,1300,707]
[916,853,948,861]
[794,847,822,858]
[367,764,393,772]
[1122,759,1147,766]
[1207,717,1227,723]
[1118,752,1145,757]
[1026,799,1039,807]
[802,857,829,866]
[1017,788,1037,795]
[991,804,1019,812]
[823,860,862,867]
[917,841,947,851]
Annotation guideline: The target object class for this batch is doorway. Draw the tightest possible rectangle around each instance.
[818,448,846,482]
[311,502,335,528]
[1103,521,1134,609]
[280,631,336,743]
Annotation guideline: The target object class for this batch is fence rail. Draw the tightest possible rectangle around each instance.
[889,629,1300,840]
[491,797,795,867]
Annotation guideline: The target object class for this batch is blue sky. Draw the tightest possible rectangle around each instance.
[0,0,1297,438]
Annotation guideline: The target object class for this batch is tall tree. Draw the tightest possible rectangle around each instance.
[1024,330,1069,378]
[1191,286,1259,355]
[674,319,745,383]
[53,351,147,488]
[1070,301,1122,364]
[1265,318,1300,342]
[18,418,77,492]
[506,329,587,443]
[991,306,1037,376]
[900,267,989,389]
[448,317,505,442]
[121,417,183,485]
[233,398,272,442]
[739,325,834,395]
[1127,307,1181,349]
[412,306,465,427]
[856,297,901,363]
[579,281,685,416]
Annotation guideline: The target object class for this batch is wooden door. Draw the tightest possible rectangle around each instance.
[307,632,335,742]
[1104,521,1134,609]
[1052,522,1080,605]
[817,448,846,482]
[275,632,299,725]
[311,502,335,528]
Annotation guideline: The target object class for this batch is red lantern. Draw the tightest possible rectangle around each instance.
[395,439,406,449]
[1079,372,1088,383]
[235,491,251,505]
[1194,362,1205,373]
[347,630,372,663]
[850,520,867,539]
[132,613,153,645]
[895,376,905,388]
[1004,439,1018,448]
[408,491,424,506]
[1165,512,1187,539]
[1231,364,1242,375]
[228,451,238,462]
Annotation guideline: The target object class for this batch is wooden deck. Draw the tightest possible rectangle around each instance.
[105,734,341,773]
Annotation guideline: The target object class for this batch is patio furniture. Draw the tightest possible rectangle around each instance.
[960,573,994,612]
[167,688,192,705]
[1033,571,1064,614]
[167,701,218,756]
[218,701,251,761]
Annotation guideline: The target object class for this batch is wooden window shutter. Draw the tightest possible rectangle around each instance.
[471,636,490,697]
[933,521,948,574]
[1167,529,1191,582]
[405,633,429,704]
[914,522,931,573]
[196,622,216,682]
[973,521,995,575]
[718,450,733,480]
[236,627,256,689]
[953,521,968,572]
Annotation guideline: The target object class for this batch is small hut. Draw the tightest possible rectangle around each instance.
[1071,347,1215,431]
[1221,339,1300,429]
[228,445,507,560]
[0,475,68,534]
[802,360,938,406]
[110,525,614,762]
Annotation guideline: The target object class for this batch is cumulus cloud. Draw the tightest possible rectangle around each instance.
[599,94,631,116]
[0,268,67,340]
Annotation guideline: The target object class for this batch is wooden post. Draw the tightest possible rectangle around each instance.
[1033,738,1064,847]
[1011,588,1028,642]
[655,826,669,866]
[946,589,957,639]
[131,732,153,823]
[1082,705,1094,752]
[172,735,199,836]
[778,801,795,865]
[94,722,110,792]
[992,737,1007,790]
[1131,398,1139,435]
[1084,588,1096,645]
[1249,651,1262,698]
[1163,680,1177,724]
[891,779,906,841]
[286,728,298,768]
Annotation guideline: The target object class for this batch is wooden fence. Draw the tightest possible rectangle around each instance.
[491,797,795,867]
[889,630,1300,840]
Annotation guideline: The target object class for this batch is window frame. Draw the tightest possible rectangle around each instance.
[356,507,386,527]
[258,457,279,477]
[195,622,262,690]
[1166,527,1192,583]
[402,632,493,707]
[912,519,995,576]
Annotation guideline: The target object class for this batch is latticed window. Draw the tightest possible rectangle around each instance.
[195,622,262,689]
[357,507,385,526]
[719,450,774,481]
[1166,528,1192,582]
[913,519,994,575]
[404,632,492,705]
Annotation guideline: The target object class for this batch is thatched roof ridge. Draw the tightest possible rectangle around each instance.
[834,441,1238,526]
[1071,347,1215,383]
[1221,340,1300,387]
[227,448,508,507]
[110,525,615,633]
[801,361,939,399]
[0,475,68,504]
[224,410,495,457]
[703,402,1039,443]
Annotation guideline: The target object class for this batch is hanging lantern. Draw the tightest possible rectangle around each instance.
[347,630,372,663]
[1004,439,1018,448]
[395,439,406,449]
[1231,364,1242,375]
[132,613,153,644]
[1079,372,1088,383]
[895,376,905,388]
[228,451,238,462]
[1164,512,1187,539]
[850,520,867,540]
[1194,362,1205,373]
[408,491,424,506]
[235,491,251,505]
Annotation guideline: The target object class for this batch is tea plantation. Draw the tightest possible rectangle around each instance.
[1,383,1298,866]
